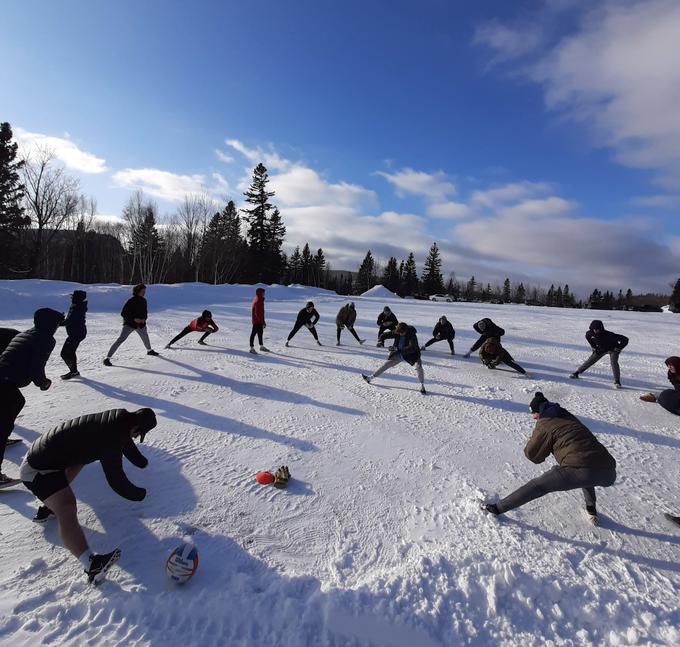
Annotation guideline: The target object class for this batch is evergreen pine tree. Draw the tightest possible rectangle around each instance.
[356,250,376,294]
[563,284,572,307]
[514,282,526,303]
[502,278,511,303]
[312,248,326,287]
[669,280,680,313]
[421,242,445,295]
[401,252,419,296]
[0,122,28,276]
[546,284,555,307]
[625,288,633,308]
[381,256,401,294]
[288,246,302,283]
[301,243,313,285]
[266,206,286,281]
[465,275,476,300]
[555,286,563,307]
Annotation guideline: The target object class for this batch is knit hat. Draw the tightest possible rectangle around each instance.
[134,408,157,442]
[72,290,87,303]
[305,301,314,308]
[529,392,548,414]
[202,309,212,319]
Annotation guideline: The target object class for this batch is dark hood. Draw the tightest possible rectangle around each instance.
[589,320,604,333]
[34,308,65,334]
[255,288,265,297]
[72,290,87,304]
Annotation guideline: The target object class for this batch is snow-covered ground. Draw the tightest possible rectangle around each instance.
[0,280,679,646]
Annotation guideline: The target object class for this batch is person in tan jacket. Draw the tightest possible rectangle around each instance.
[482,392,616,524]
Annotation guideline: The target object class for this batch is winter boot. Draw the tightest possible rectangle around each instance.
[86,548,122,584]
[420,346,426,351]
[664,513,680,528]
[376,341,384,348]
[336,341,341,346]
[249,347,258,354]
[147,349,160,356]
[285,341,290,348]
[359,339,366,344]
[361,374,372,384]
[259,346,270,352]
[586,505,598,525]
[481,503,500,516]
[164,344,172,350]
[569,372,579,379]
[60,371,80,380]
[103,358,112,367]
[197,340,207,346]
[420,384,427,395]
[614,382,622,389]
[33,505,54,523]
[317,340,323,346]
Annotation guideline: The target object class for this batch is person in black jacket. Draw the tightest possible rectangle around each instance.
[60,290,87,380]
[376,306,398,347]
[104,284,159,365]
[421,316,455,354]
[0,328,19,355]
[285,301,322,347]
[0,308,63,487]
[569,320,628,388]
[19,407,157,583]
[362,322,426,394]
[463,318,505,358]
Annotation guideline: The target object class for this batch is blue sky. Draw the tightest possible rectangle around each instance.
[3,0,680,292]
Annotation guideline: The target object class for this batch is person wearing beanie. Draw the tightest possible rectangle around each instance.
[104,284,159,365]
[482,393,616,524]
[335,302,365,346]
[463,318,505,358]
[421,316,455,355]
[479,337,530,377]
[249,287,269,354]
[286,301,321,347]
[376,306,398,347]
[20,407,157,583]
[569,320,628,388]
[60,290,88,380]
[362,322,426,394]
[0,308,64,488]
[640,356,680,415]
[165,310,219,349]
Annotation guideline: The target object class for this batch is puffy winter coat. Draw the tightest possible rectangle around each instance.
[470,318,505,352]
[336,304,357,328]
[432,320,455,340]
[252,288,266,325]
[121,295,148,329]
[382,326,421,365]
[658,389,680,415]
[377,310,398,328]
[26,409,148,501]
[0,309,63,388]
[585,320,628,353]
[665,356,680,391]
[0,328,19,354]
[63,301,87,341]
[524,402,616,469]
[295,307,320,327]
[189,316,219,332]
[479,338,504,366]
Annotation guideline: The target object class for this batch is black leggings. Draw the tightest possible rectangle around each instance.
[337,326,361,343]
[378,324,396,340]
[423,337,454,353]
[288,322,319,341]
[250,324,264,347]
[168,326,211,346]
[60,337,83,372]
[0,381,25,466]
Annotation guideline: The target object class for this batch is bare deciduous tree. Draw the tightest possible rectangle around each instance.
[176,193,214,281]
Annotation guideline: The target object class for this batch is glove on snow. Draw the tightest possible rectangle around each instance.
[273,465,291,489]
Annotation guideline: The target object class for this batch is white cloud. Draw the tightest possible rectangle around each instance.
[470,181,552,209]
[214,149,234,163]
[377,168,456,200]
[633,194,680,209]
[225,139,291,171]
[112,168,207,202]
[473,21,543,63]
[15,127,107,174]
[426,201,472,220]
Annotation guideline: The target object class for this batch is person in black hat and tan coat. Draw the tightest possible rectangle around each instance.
[482,392,616,525]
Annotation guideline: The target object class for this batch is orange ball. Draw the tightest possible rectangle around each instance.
[256,471,275,485]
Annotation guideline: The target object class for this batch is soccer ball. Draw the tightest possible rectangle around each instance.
[165,542,199,585]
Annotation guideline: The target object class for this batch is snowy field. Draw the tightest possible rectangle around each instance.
[0,280,679,646]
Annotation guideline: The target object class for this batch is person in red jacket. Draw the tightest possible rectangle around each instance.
[165,310,219,348]
[250,288,270,354]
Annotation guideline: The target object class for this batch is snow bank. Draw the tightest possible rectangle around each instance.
[360,284,400,299]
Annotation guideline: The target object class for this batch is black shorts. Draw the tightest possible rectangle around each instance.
[23,470,69,502]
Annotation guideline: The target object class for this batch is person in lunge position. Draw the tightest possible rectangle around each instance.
[569,320,628,388]
[0,308,63,488]
[482,392,616,525]
[463,318,505,358]
[166,310,219,349]
[20,407,157,583]
[336,302,365,346]
[104,284,159,365]
[640,356,680,415]
[421,315,455,354]
[60,290,87,380]
[249,287,269,354]
[479,337,530,377]
[376,306,398,347]
[362,322,426,394]
[286,301,321,347]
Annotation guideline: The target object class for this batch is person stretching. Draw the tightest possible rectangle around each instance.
[286,302,321,347]
[336,302,365,346]
[166,310,219,348]
[570,319,628,388]
[250,288,270,354]
[421,316,455,354]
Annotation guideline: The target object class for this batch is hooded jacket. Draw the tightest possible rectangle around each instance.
[432,319,455,339]
[585,320,628,353]
[479,337,504,366]
[295,306,320,326]
[524,401,616,469]
[382,325,421,365]
[665,356,680,391]
[336,304,357,328]
[0,309,63,388]
[26,409,152,501]
[377,309,398,328]
[0,328,19,355]
[63,292,88,340]
[470,318,505,352]
[121,295,148,329]
[189,316,219,332]
[252,288,266,326]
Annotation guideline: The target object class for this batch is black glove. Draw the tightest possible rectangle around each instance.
[273,465,291,489]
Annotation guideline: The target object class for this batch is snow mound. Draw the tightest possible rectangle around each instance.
[360,284,400,299]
